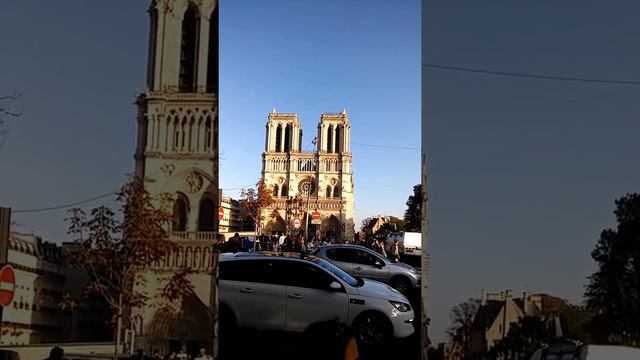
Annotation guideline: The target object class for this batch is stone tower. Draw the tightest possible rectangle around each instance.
[132,0,219,354]
[261,110,355,241]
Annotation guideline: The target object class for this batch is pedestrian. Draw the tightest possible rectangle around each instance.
[227,233,242,253]
[176,349,188,360]
[390,239,401,262]
[194,348,213,360]
[43,346,64,360]
[372,238,387,257]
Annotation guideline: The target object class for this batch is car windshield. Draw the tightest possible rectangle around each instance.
[310,257,359,287]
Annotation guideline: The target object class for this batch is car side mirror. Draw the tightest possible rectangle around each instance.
[329,281,342,291]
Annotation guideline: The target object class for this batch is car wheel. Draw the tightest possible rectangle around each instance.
[390,276,412,294]
[353,312,392,347]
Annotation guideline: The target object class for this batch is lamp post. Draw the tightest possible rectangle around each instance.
[301,182,312,252]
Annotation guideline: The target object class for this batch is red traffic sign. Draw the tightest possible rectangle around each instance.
[218,207,224,221]
[293,218,301,229]
[0,265,16,307]
[311,211,321,221]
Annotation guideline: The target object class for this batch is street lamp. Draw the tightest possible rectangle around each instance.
[301,182,312,252]
[286,195,302,236]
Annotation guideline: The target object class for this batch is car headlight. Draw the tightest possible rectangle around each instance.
[389,301,411,312]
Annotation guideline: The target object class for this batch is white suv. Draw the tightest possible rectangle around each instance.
[218,252,415,346]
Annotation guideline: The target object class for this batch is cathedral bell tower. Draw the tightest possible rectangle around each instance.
[132,0,219,354]
[135,0,219,233]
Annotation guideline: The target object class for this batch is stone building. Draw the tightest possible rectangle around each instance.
[260,110,355,241]
[131,0,219,356]
[470,289,566,356]
[0,232,71,345]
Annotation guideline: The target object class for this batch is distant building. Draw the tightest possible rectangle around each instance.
[470,289,566,356]
[0,232,71,345]
[218,190,254,235]
[362,215,394,238]
[260,110,355,241]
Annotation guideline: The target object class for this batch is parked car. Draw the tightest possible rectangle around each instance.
[310,244,420,294]
[529,343,640,360]
[218,252,415,347]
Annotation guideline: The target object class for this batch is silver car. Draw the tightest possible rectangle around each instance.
[218,252,415,346]
[310,244,421,294]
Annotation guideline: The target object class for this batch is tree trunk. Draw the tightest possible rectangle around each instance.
[115,293,123,360]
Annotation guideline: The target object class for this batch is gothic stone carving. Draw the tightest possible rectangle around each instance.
[184,172,204,193]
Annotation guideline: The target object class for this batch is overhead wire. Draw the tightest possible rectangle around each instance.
[423,63,640,86]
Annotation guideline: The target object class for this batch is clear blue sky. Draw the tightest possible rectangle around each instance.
[425,0,640,344]
[218,0,421,228]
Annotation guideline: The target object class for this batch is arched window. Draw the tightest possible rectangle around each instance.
[206,7,218,93]
[282,185,288,197]
[333,185,341,198]
[198,194,216,231]
[273,184,279,197]
[275,125,282,152]
[205,117,212,151]
[173,118,180,150]
[284,124,291,152]
[335,126,341,153]
[181,118,188,150]
[188,116,195,151]
[173,194,189,231]
[326,186,332,198]
[179,6,199,92]
[147,8,158,89]
[327,125,333,153]
[213,115,218,150]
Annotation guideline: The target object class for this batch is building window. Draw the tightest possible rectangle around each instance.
[198,194,216,231]
[275,125,282,152]
[173,194,189,231]
[326,186,332,198]
[179,5,199,92]
[333,185,341,198]
[273,184,279,197]
[205,117,212,151]
[206,7,218,93]
[284,124,291,152]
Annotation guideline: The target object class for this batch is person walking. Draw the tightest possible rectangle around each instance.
[227,233,242,253]
[390,239,401,262]
[194,348,213,360]
[43,346,64,360]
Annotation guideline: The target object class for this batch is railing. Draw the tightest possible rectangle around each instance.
[269,198,344,212]
[170,231,217,242]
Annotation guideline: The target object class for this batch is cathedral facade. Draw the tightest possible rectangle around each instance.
[261,110,355,242]
[132,0,219,355]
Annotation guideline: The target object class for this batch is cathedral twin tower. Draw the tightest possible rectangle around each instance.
[262,110,355,241]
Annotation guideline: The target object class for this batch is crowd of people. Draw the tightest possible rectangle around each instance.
[39,346,213,360]
[219,231,405,263]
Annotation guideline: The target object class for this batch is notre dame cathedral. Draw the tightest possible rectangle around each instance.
[260,110,356,242]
